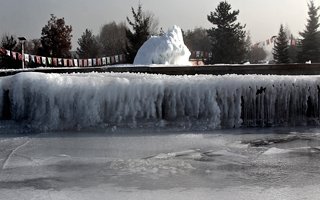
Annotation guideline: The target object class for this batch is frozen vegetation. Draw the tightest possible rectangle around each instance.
[1,72,320,131]
[133,26,191,65]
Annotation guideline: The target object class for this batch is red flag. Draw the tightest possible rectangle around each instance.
[79,59,83,67]
[68,59,73,67]
[52,58,58,66]
[36,56,41,64]
[18,53,23,61]
[0,48,6,55]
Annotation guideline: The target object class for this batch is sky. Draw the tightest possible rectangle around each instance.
[0,0,310,50]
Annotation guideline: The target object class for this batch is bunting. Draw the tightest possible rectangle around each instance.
[0,48,6,55]
[88,59,92,67]
[36,56,41,64]
[18,53,22,61]
[31,55,35,63]
[42,57,47,65]
[79,59,83,67]
[254,35,297,48]
[48,57,52,65]
[24,54,30,62]
[74,59,78,67]
[12,52,17,60]
[0,47,127,68]
[53,58,58,66]
[68,59,73,67]
[58,58,62,66]
[63,59,68,66]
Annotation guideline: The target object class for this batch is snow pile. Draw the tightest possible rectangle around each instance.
[1,72,320,131]
[133,25,191,65]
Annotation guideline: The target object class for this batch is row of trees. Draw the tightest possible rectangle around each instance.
[186,0,320,64]
[1,1,320,68]
[273,1,320,64]
[0,4,157,68]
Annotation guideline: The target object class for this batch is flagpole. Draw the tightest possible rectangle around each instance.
[18,37,26,69]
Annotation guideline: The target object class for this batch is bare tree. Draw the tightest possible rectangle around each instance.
[98,21,127,56]
[184,27,211,52]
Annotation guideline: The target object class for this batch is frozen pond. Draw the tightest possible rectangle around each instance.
[1,123,320,200]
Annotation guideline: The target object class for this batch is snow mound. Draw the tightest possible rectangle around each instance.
[133,25,191,65]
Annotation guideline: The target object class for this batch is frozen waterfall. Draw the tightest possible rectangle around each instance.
[1,72,320,131]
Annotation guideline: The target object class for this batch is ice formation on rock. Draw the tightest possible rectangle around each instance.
[133,25,191,65]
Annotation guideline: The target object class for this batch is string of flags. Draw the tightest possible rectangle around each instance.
[254,35,297,48]
[0,47,126,67]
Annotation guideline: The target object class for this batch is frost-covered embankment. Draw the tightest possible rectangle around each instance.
[0,72,320,131]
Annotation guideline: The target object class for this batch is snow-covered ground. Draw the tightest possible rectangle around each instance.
[1,125,320,200]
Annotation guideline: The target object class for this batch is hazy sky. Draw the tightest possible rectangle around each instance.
[0,0,310,50]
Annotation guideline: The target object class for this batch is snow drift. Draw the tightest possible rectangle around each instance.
[1,72,320,131]
[133,25,191,65]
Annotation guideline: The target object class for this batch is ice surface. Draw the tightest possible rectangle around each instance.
[1,128,320,200]
[1,72,320,131]
[134,25,191,65]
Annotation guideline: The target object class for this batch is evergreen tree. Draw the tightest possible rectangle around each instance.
[298,1,320,63]
[77,29,100,58]
[40,14,73,58]
[126,4,151,63]
[207,1,247,64]
[273,24,289,64]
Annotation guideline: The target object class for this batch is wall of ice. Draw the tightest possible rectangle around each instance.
[133,25,191,65]
[1,72,320,131]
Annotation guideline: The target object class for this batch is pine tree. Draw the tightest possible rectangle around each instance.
[207,1,247,64]
[126,4,151,63]
[298,1,320,63]
[273,24,289,64]
[40,14,73,58]
[77,29,100,59]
